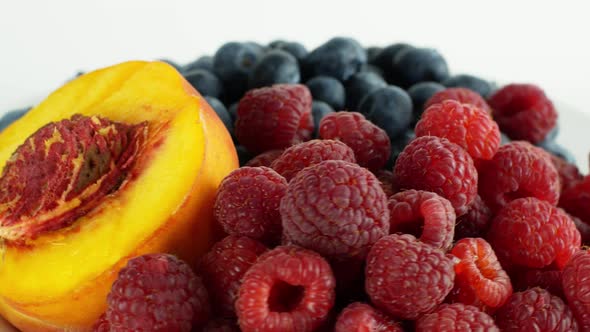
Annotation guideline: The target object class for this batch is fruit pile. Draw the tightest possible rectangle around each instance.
[2,37,589,332]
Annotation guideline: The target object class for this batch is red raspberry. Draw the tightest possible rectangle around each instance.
[387,189,455,251]
[415,100,500,161]
[214,167,287,244]
[512,268,564,299]
[203,319,240,332]
[487,197,581,270]
[334,302,403,332]
[245,149,284,167]
[281,160,390,261]
[572,215,590,245]
[424,87,491,113]
[488,83,557,143]
[478,141,560,212]
[235,245,336,332]
[560,175,590,224]
[415,303,499,332]
[235,84,313,153]
[495,288,578,332]
[448,238,512,310]
[393,135,478,215]
[550,154,583,192]
[563,249,590,330]
[365,234,455,320]
[92,313,110,332]
[374,169,396,197]
[319,111,391,170]
[270,139,356,182]
[105,254,209,331]
[199,235,268,317]
[454,196,493,240]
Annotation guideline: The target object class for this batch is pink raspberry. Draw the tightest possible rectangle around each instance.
[549,154,583,192]
[373,169,396,197]
[334,302,403,332]
[425,87,491,113]
[415,303,499,332]
[512,268,564,299]
[560,175,590,225]
[454,195,493,240]
[562,249,590,330]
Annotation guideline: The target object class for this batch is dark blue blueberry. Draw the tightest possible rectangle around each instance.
[213,42,263,102]
[345,71,387,111]
[204,96,233,134]
[249,50,300,88]
[184,69,224,98]
[359,85,413,140]
[311,101,335,137]
[184,55,214,73]
[269,40,308,64]
[366,47,383,63]
[387,129,416,169]
[370,43,413,84]
[306,76,345,110]
[406,81,445,124]
[539,141,576,164]
[228,102,239,122]
[303,37,367,81]
[358,63,385,78]
[392,47,449,87]
[236,145,253,166]
[244,41,267,54]
[500,132,511,146]
[442,74,495,98]
[159,59,182,71]
[0,108,29,132]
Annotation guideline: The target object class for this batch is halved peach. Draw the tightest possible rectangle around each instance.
[0,61,237,331]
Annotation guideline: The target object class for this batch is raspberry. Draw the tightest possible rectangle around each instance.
[415,303,498,332]
[235,84,313,153]
[373,169,396,197]
[214,167,288,244]
[415,100,500,161]
[203,319,240,332]
[563,249,590,330]
[281,160,390,261]
[478,141,560,212]
[454,196,493,240]
[512,268,564,299]
[235,245,336,332]
[387,189,455,251]
[488,83,557,143]
[92,313,110,332]
[550,154,583,191]
[393,136,478,215]
[245,149,284,167]
[424,87,491,113]
[105,254,209,331]
[199,235,268,317]
[495,288,578,332]
[334,302,403,332]
[319,111,391,170]
[560,175,590,224]
[487,197,581,270]
[572,215,590,245]
[448,238,512,310]
[365,234,455,320]
[270,139,356,182]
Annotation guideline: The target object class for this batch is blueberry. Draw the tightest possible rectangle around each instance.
[443,74,494,98]
[236,145,253,166]
[269,40,308,64]
[539,141,576,164]
[359,63,385,78]
[249,50,300,88]
[406,81,445,123]
[306,76,345,110]
[387,129,416,168]
[345,71,387,111]
[311,101,335,137]
[366,47,383,63]
[303,37,367,81]
[500,132,511,145]
[0,108,29,132]
[184,55,214,73]
[392,47,449,87]
[228,102,239,122]
[204,96,233,133]
[213,42,263,102]
[184,69,224,98]
[359,85,413,139]
[370,43,413,83]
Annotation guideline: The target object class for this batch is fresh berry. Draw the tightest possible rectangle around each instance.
[236,145,253,166]
[249,50,300,88]
[540,141,577,164]
[366,46,383,63]
[415,100,500,161]
[488,83,557,143]
[550,154,583,191]
[562,249,590,329]
[184,55,214,73]
[454,196,493,240]
[306,76,346,110]
[387,190,456,251]
[319,112,391,170]
[365,234,455,319]
[487,197,581,270]
[311,101,335,137]
[203,319,241,332]
[105,254,209,331]
[448,238,512,310]
[374,169,396,197]
[495,288,578,332]
[204,96,233,133]
[184,69,224,98]
[227,102,238,122]
[199,235,268,317]
[358,86,413,140]
[512,268,564,298]
[214,167,288,244]
[415,303,499,332]
[425,87,491,113]
[393,136,478,215]
[442,74,495,98]
[245,149,284,167]
[388,129,415,167]
[235,84,313,153]
[304,37,367,81]
[235,245,336,332]
[478,141,560,212]
[334,302,403,332]
[92,313,110,332]
[560,175,590,224]
[370,43,413,84]
[268,40,308,64]
[406,81,445,124]
[281,160,389,260]
[359,63,385,77]
[345,71,387,110]
[392,47,449,87]
[270,139,356,182]
[213,42,263,102]
[0,108,29,132]
[572,215,590,245]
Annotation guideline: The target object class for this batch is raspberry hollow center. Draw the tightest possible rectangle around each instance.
[267,280,305,313]
[0,114,147,243]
